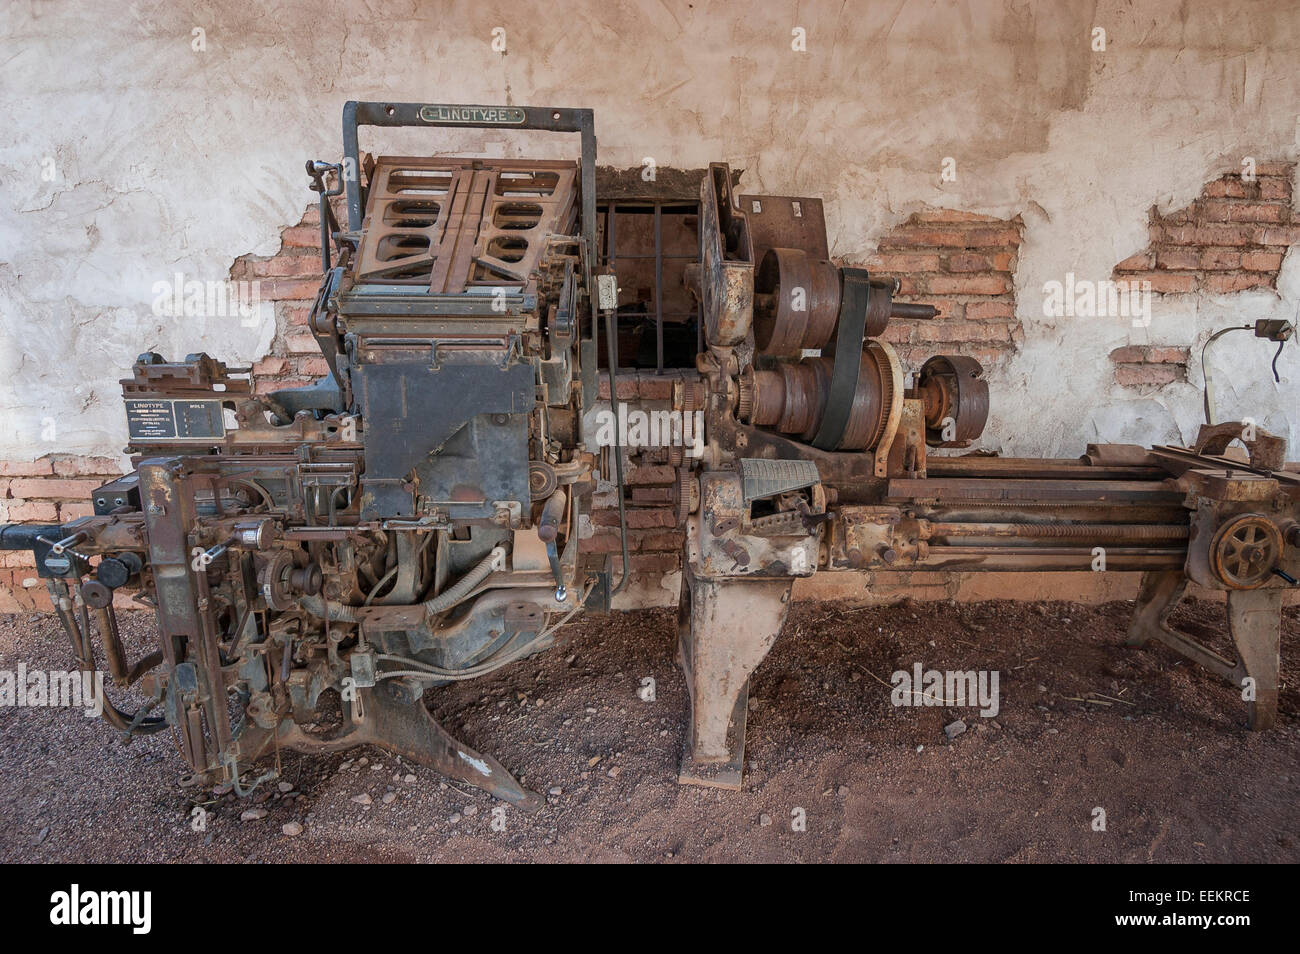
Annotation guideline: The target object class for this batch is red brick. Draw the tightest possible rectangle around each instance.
[869,253,942,272]
[596,374,639,400]
[284,332,320,355]
[892,276,922,297]
[281,225,322,248]
[592,508,677,529]
[247,254,323,279]
[898,344,1012,367]
[879,229,972,249]
[0,587,48,614]
[1253,226,1300,245]
[911,209,999,224]
[879,323,913,343]
[618,553,682,575]
[1241,250,1284,271]
[1146,347,1189,364]
[296,357,331,377]
[1155,249,1200,270]
[253,356,289,376]
[1108,345,1146,363]
[0,459,54,476]
[927,274,1011,296]
[58,502,95,521]
[1258,178,1292,200]
[1157,224,1255,246]
[965,300,1014,321]
[1203,177,1251,198]
[915,320,1014,343]
[945,253,991,272]
[1198,248,1241,270]
[636,372,678,401]
[8,477,103,500]
[1115,365,1178,387]
[5,501,59,522]
[268,377,313,391]
[51,456,123,477]
[260,278,322,301]
[963,227,1022,247]
[1202,200,1283,223]
[584,532,624,554]
[1203,272,1273,294]
[638,531,685,551]
[1121,272,1198,294]
[625,464,676,486]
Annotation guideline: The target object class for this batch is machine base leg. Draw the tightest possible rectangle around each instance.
[676,564,791,790]
[1228,587,1283,731]
[1125,570,1283,731]
[1125,570,1187,648]
[280,682,543,810]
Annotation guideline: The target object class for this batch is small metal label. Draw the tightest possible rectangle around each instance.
[418,105,526,125]
[596,274,619,310]
[126,398,225,441]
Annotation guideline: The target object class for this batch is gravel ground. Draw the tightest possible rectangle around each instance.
[1,596,1296,863]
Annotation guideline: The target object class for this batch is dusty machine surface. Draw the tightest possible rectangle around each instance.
[3,102,1297,806]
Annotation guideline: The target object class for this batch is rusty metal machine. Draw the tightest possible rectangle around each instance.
[2,103,1296,805]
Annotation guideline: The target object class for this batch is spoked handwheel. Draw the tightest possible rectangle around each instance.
[1211,514,1283,589]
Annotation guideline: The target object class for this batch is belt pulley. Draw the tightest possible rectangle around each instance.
[812,268,892,451]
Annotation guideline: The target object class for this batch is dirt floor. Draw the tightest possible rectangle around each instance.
[1,596,1296,863]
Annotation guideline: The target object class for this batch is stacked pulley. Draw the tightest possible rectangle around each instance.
[739,246,986,453]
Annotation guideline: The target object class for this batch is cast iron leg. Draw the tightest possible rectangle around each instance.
[1228,587,1283,731]
[677,563,792,790]
[1125,570,1284,731]
[1125,570,1187,648]
[279,682,542,810]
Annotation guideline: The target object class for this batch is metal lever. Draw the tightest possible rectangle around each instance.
[43,531,87,556]
[537,489,568,602]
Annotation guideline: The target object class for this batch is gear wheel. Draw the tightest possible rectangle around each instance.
[674,470,699,527]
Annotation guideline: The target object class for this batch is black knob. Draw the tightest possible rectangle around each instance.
[96,556,134,590]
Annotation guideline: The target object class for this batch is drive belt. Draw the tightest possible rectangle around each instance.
[812,267,886,450]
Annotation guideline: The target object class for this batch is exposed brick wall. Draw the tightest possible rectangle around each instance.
[1108,345,1191,388]
[592,370,691,582]
[1113,162,1297,294]
[863,209,1025,371]
[0,456,126,612]
[0,206,332,613]
[230,202,335,394]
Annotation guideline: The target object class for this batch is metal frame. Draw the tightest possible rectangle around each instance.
[599,200,702,373]
[341,101,597,323]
